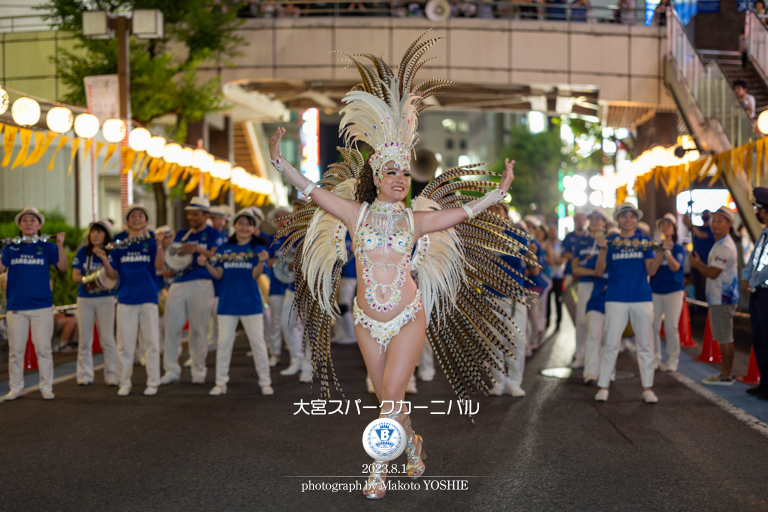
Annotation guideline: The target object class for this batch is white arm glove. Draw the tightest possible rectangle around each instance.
[462,188,506,220]
[271,156,317,196]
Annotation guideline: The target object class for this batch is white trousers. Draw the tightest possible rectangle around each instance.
[575,281,594,360]
[7,307,54,393]
[266,290,304,364]
[598,301,655,389]
[652,291,684,368]
[583,310,605,381]
[536,275,553,334]
[208,297,220,348]
[76,296,118,384]
[164,279,214,380]
[117,303,160,388]
[333,277,357,343]
[490,298,527,388]
[216,314,270,387]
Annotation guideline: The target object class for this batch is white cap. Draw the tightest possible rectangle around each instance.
[15,206,45,227]
[124,204,150,224]
[185,196,211,212]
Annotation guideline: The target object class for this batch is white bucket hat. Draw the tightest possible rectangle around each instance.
[15,206,45,227]
[185,196,211,212]
[89,218,114,234]
[124,204,150,224]
[613,202,643,221]
[712,206,734,224]
[655,212,678,232]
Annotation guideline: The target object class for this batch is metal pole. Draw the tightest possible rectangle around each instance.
[117,15,132,224]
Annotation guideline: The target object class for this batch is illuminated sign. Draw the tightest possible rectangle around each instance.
[299,108,320,191]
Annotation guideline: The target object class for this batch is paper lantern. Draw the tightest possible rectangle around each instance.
[213,160,232,180]
[73,113,100,138]
[0,88,8,115]
[12,97,41,126]
[128,127,151,151]
[146,136,166,158]
[232,166,247,187]
[163,143,182,164]
[178,147,193,167]
[102,118,127,143]
[46,107,73,133]
[758,110,768,135]
[650,145,668,167]
[192,149,214,173]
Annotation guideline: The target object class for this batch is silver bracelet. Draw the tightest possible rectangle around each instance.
[270,157,284,174]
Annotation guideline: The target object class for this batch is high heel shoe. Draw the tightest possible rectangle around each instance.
[362,460,388,499]
[404,415,426,478]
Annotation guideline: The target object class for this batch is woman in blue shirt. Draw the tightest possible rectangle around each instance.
[594,203,668,404]
[199,209,271,396]
[0,206,68,402]
[71,219,119,387]
[650,213,685,372]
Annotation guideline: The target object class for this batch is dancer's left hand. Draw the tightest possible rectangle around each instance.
[499,159,515,192]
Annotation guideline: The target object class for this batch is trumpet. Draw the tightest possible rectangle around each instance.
[207,252,263,264]
[105,233,152,250]
[609,238,663,251]
[0,234,54,246]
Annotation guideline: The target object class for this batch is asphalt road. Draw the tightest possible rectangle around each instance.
[1,316,767,512]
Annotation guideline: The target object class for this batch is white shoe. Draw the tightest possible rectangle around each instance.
[666,362,678,372]
[269,355,280,367]
[105,379,119,387]
[505,382,525,397]
[159,373,180,385]
[406,374,418,394]
[77,379,92,386]
[191,375,205,384]
[299,373,312,383]
[41,389,55,400]
[209,385,227,396]
[657,362,667,372]
[488,384,504,396]
[143,386,158,396]
[418,370,435,382]
[280,360,302,376]
[583,374,597,385]
[261,385,274,396]
[1,389,22,402]
[366,375,375,394]
[183,357,192,368]
[570,357,584,369]
[594,389,609,402]
[139,356,146,367]
[642,390,659,403]
[117,386,131,396]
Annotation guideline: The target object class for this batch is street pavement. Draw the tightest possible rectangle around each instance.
[1,316,768,512]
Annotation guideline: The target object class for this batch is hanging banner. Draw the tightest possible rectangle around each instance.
[2,125,19,167]
[84,75,120,123]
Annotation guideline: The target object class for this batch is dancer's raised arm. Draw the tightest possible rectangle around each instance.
[413,159,515,238]
[269,128,360,227]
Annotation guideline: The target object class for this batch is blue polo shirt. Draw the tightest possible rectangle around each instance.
[573,234,601,283]
[650,243,686,295]
[110,237,158,305]
[171,225,222,283]
[579,254,608,314]
[72,246,114,298]
[604,233,655,303]
[1,241,59,311]
[485,230,528,298]
[693,225,715,262]
[563,231,586,276]
[212,229,228,297]
[267,235,295,294]
[213,242,265,316]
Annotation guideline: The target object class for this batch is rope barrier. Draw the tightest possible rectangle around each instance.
[685,297,751,319]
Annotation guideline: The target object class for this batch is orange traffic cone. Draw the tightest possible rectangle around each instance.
[679,300,695,347]
[737,348,762,385]
[697,312,722,363]
[92,324,103,354]
[24,327,37,370]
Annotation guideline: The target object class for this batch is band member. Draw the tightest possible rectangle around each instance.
[594,203,668,403]
[0,206,67,401]
[71,219,119,386]
[650,213,685,372]
[198,209,272,396]
[160,197,221,385]
[207,205,232,352]
[154,225,174,359]
[102,204,165,396]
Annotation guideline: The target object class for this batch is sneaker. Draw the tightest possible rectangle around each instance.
[143,386,158,396]
[105,379,119,387]
[505,382,525,397]
[642,390,659,403]
[59,341,78,353]
[702,374,735,386]
[183,357,192,368]
[77,380,93,386]
[594,389,609,402]
[366,375,375,394]
[665,363,678,372]
[269,355,280,367]
[1,389,22,402]
[159,373,180,385]
[280,361,302,376]
[191,376,205,385]
[656,362,666,372]
[117,386,131,396]
[261,385,274,396]
[406,374,418,394]
[570,357,584,369]
[418,370,435,382]
[299,373,312,383]
[584,378,596,386]
[209,385,227,396]
[41,389,55,400]
[488,384,504,396]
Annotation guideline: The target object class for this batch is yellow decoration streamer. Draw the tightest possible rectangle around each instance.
[11,128,33,169]
[2,125,19,167]
[102,144,118,174]
[167,166,186,188]
[23,131,46,167]
[26,131,58,167]
[67,138,81,177]
[184,171,200,193]
[47,136,70,171]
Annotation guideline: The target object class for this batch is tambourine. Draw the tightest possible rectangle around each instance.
[609,238,663,251]
[82,267,116,294]
[0,234,54,246]
[105,233,152,250]
[274,246,296,284]
[165,242,194,273]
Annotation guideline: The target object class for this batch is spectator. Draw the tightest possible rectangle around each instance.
[547,225,567,330]
[734,79,756,120]
[563,210,588,287]
[690,207,739,385]
[755,0,767,15]
[683,210,715,305]
[571,0,592,22]
[650,0,670,27]
[518,0,540,19]
[546,0,567,21]
[615,0,635,25]
[476,0,494,18]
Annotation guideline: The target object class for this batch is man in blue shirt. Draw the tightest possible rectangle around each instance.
[206,205,232,353]
[160,197,222,385]
[741,187,768,399]
[684,210,715,304]
[563,210,587,282]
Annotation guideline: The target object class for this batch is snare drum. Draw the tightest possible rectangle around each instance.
[82,267,116,294]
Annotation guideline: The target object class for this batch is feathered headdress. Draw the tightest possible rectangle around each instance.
[337,31,453,178]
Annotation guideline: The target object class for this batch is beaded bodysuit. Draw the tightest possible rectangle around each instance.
[352,199,422,352]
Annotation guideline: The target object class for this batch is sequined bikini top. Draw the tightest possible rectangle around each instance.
[353,201,415,256]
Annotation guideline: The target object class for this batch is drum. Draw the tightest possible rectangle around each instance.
[82,267,116,294]
[165,242,193,274]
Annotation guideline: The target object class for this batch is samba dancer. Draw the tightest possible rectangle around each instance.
[102,205,165,396]
[71,219,119,386]
[160,197,221,385]
[197,209,272,396]
[0,206,67,401]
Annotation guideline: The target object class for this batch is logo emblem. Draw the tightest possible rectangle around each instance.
[362,418,406,461]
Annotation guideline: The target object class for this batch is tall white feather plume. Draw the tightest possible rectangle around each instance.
[411,196,466,322]
[302,178,357,316]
